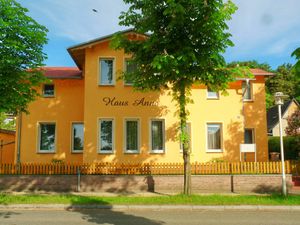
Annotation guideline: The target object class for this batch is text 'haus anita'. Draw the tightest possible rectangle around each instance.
[15,30,274,164]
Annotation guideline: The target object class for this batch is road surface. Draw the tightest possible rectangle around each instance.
[0,208,299,225]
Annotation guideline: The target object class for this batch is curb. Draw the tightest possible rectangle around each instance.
[1,204,300,211]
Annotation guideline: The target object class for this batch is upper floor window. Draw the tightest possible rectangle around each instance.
[207,123,222,152]
[72,123,84,152]
[242,81,252,101]
[43,84,55,97]
[38,122,56,152]
[99,59,114,85]
[207,87,219,99]
[124,59,137,85]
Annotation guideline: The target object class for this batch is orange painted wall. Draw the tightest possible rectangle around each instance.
[17,79,84,163]
[0,132,15,163]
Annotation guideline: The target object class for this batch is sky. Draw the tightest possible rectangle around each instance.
[17,0,300,69]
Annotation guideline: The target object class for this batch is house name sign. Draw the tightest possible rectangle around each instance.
[102,97,159,107]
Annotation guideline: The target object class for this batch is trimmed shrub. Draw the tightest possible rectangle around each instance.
[268,136,300,160]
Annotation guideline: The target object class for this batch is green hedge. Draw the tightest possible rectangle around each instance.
[268,136,300,160]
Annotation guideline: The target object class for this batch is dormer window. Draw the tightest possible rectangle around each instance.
[43,84,55,97]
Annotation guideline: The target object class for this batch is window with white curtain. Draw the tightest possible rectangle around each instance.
[99,59,114,85]
[99,119,114,153]
[242,81,252,100]
[150,119,165,153]
[207,123,222,152]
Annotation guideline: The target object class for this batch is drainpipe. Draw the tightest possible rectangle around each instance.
[16,112,22,164]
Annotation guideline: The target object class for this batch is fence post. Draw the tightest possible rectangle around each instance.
[77,167,81,192]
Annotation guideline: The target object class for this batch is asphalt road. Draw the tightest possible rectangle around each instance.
[0,209,300,225]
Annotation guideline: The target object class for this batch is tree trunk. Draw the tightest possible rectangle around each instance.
[179,83,191,195]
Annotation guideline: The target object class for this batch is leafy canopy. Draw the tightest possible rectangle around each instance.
[0,0,48,113]
[113,0,240,93]
[285,108,300,137]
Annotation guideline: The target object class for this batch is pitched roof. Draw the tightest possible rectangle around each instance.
[249,68,274,76]
[41,67,82,79]
[267,99,300,130]
[0,129,16,135]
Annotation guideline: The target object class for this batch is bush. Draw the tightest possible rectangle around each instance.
[268,136,300,160]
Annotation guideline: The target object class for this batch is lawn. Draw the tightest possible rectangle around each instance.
[0,194,300,205]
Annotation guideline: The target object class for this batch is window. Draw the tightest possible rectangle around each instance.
[124,59,137,85]
[125,119,140,153]
[72,123,84,152]
[207,87,219,99]
[207,123,222,152]
[99,59,114,85]
[180,123,191,152]
[43,84,55,97]
[150,119,165,153]
[38,123,56,152]
[242,81,252,100]
[99,119,114,153]
[244,128,255,144]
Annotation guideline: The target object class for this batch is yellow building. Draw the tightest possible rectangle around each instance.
[15,30,274,164]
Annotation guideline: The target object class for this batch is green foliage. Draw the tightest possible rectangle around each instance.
[292,47,300,74]
[266,64,299,108]
[0,112,15,130]
[268,136,300,160]
[0,0,48,113]
[227,60,272,72]
[285,108,300,136]
[113,0,239,194]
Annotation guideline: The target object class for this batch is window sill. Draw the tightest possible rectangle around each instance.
[43,95,55,98]
[71,151,83,154]
[206,149,223,153]
[98,151,114,154]
[150,150,165,154]
[98,84,115,86]
[124,150,140,154]
[207,97,219,100]
[37,151,56,154]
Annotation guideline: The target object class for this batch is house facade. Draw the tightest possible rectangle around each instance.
[15,31,273,164]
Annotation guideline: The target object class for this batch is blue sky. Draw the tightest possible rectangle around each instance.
[17,0,300,69]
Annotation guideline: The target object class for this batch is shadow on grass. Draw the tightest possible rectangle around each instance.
[66,196,164,225]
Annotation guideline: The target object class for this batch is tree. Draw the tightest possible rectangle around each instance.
[113,0,241,194]
[0,0,48,113]
[227,60,272,72]
[0,112,15,130]
[292,47,300,73]
[285,109,300,136]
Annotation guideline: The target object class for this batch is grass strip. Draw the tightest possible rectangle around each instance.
[0,194,300,205]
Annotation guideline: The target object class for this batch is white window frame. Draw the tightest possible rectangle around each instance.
[71,122,84,153]
[207,87,219,99]
[206,123,223,153]
[43,84,55,98]
[149,119,165,154]
[98,118,115,154]
[124,118,140,154]
[180,122,192,153]
[242,81,253,101]
[99,58,115,86]
[38,122,56,153]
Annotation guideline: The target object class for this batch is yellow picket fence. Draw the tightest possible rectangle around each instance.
[0,161,299,175]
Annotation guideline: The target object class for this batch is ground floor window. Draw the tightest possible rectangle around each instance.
[125,119,140,153]
[244,128,255,144]
[72,123,84,152]
[207,123,222,152]
[150,119,165,153]
[38,122,56,152]
[99,119,114,153]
